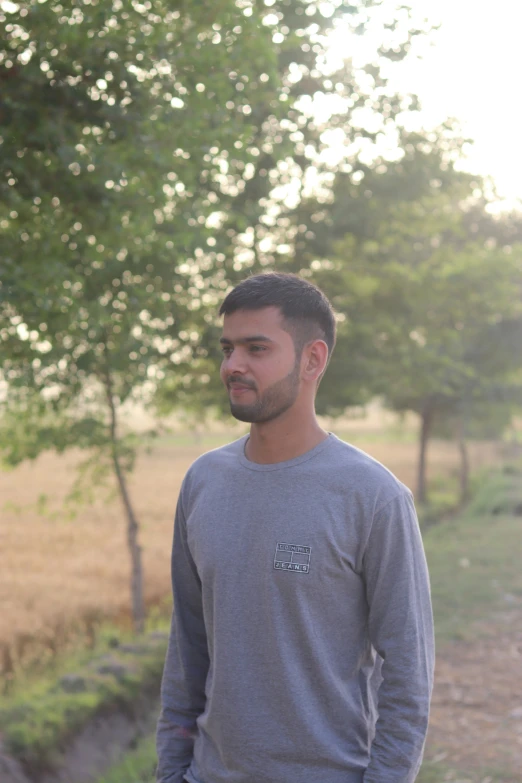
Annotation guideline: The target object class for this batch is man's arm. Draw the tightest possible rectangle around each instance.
[156,492,209,783]
[363,491,435,783]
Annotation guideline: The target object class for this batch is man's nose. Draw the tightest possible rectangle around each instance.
[224,348,248,375]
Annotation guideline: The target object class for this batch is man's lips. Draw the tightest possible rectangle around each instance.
[228,383,254,395]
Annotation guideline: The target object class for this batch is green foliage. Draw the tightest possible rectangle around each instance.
[0,0,277,207]
[423,464,522,644]
[5,689,103,768]
[0,0,445,444]
[322,196,522,420]
[0,2,440,628]
[416,473,461,528]
[96,735,157,783]
[301,158,522,499]
[9,1,517,626]
[1,0,429,451]
[0,390,107,465]
[0,632,167,771]
[1,0,282,428]
[431,402,515,440]
[466,463,522,517]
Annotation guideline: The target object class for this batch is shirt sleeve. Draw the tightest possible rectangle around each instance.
[362,490,435,783]
[156,490,209,783]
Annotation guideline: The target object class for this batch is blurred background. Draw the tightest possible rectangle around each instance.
[1,1,521,782]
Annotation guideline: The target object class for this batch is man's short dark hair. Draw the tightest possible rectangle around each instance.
[219,272,337,363]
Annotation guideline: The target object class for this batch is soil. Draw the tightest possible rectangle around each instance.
[426,608,522,781]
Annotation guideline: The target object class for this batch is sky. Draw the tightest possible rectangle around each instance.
[328,0,522,207]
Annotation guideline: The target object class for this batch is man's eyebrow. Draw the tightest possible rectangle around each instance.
[219,335,274,345]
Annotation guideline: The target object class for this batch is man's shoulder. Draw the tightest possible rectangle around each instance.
[183,435,246,480]
[327,435,412,504]
[178,436,245,509]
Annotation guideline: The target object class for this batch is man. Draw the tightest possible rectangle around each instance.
[157,272,434,783]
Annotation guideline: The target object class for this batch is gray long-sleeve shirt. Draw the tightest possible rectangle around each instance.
[157,433,434,783]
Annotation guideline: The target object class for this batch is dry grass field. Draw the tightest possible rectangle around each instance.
[0,416,504,668]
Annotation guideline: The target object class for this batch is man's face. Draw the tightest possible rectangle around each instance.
[219,306,302,423]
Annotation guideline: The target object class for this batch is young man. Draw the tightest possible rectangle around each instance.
[156,273,434,783]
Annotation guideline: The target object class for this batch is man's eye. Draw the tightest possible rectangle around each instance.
[249,345,266,353]
[221,346,232,355]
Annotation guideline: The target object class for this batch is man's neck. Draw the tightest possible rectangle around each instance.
[245,415,328,465]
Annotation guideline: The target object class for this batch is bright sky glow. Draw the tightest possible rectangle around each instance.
[327,0,522,206]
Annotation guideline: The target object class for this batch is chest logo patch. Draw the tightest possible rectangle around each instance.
[274,542,311,573]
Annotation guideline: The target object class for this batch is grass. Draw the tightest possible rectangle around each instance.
[417,759,456,783]
[416,461,522,782]
[0,628,168,773]
[1,600,169,698]
[97,735,157,783]
[423,463,522,644]
[417,760,522,783]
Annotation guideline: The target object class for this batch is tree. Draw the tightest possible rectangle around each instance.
[265,119,522,503]
[1,0,280,633]
[316,193,522,503]
[153,0,435,418]
[0,0,440,629]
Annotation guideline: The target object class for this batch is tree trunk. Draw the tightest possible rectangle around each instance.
[417,406,433,504]
[457,415,470,507]
[104,367,145,635]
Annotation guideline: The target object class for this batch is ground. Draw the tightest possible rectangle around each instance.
[424,609,522,782]
[0,423,500,651]
[1,417,520,781]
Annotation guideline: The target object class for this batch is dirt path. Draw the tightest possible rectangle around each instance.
[425,609,522,781]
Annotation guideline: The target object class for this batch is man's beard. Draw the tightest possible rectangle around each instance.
[228,360,301,423]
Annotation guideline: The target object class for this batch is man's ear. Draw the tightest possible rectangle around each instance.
[301,340,329,383]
